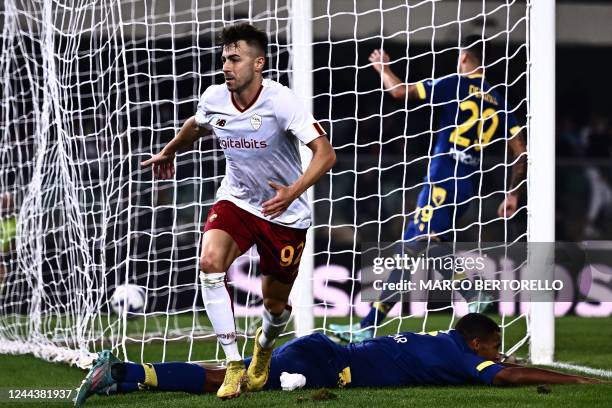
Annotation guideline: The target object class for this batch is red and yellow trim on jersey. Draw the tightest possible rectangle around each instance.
[415,82,427,100]
[313,122,326,136]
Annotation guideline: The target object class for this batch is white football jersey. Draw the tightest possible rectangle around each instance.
[194,78,326,229]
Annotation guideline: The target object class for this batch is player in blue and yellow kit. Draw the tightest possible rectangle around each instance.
[74,314,600,406]
[330,36,528,342]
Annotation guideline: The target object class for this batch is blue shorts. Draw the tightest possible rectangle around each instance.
[245,333,348,390]
[403,182,471,241]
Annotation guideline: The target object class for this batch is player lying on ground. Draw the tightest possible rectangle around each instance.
[141,23,335,399]
[330,35,528,342]
[74,314,602,406]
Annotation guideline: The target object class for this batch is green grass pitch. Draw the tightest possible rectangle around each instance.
[0,315,611,407]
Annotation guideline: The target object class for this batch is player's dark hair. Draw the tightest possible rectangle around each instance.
[460,35,487,64]
[218,23,268,56]
[455,313,500,342]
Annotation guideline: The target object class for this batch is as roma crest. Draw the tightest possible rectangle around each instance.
[250,114,262,130]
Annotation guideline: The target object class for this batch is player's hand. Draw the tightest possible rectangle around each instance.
[262,182,299,219]
[141,152,176,180]
[497,193,518,218]
[369,49,390,73]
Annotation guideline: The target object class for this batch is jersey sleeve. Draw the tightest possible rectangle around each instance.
[459,352,505,384]
[415,75,460,105]
[194,86,214,129]
[274,87,326,145]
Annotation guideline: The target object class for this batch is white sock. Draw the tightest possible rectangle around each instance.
[259,307,291,348]
[199,272,241,362]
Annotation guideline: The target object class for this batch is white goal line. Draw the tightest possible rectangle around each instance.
[545,362,612,379]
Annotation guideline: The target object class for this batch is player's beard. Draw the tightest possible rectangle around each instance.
[230,69,256,94]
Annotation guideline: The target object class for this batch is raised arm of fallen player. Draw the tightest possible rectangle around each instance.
[497,129,527,218]
[140,116,211,179]
[262,136,335,218]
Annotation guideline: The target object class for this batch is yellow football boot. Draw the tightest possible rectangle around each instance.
[217,360,247,399]
[246,327,274,391]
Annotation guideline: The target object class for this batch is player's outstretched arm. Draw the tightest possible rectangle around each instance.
[140,116,210,179]
[369,49,421,102]
[497,129,527,218]
[262,136,335,218]
[493,366,604,385]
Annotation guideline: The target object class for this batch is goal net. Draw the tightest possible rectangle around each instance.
[0,0,534,367]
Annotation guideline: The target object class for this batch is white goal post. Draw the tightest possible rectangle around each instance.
[527,0,555,365]
[290,0,315,337]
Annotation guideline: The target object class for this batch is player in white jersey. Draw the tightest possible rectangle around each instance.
[141,23,335,399]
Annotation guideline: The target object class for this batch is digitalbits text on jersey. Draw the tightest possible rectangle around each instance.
[219,138,268,149]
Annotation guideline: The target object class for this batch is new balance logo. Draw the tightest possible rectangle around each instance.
[215,119,226,127]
